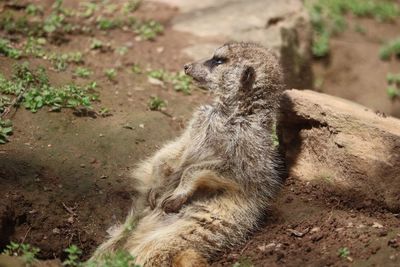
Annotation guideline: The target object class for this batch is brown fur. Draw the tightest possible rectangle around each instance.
[91,42,285,266]
[172,249,208,267]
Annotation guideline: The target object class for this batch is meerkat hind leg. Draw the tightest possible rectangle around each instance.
[161,169,240,213]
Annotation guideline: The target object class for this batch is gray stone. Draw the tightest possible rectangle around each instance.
[278,89,400,212]
[153,0,313,89]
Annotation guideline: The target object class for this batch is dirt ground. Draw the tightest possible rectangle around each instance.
[0,1,399,266]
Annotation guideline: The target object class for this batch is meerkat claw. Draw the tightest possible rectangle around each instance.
[161,193,188,213]
[147,188,160,210]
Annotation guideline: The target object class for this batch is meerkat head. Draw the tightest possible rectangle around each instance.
[184,42,284,103]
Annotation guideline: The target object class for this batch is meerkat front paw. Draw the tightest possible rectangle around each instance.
[161,192,189,213]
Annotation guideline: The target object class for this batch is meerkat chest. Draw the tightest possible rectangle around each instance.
[179,107,227,161]
[188,109,263,157]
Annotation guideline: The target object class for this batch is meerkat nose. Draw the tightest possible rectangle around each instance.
[184,63,192,74]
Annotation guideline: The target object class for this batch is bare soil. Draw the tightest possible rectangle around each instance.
[0,1,399,266]
[214,177,400,267]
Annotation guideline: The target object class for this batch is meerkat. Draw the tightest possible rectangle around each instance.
[91,42,286,266]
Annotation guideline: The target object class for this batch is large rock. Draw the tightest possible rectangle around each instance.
[278,89,400,211]
[153,0,313,89]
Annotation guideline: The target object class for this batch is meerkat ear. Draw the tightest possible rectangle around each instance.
[240,66,255,91]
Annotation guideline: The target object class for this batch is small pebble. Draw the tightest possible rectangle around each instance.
[310,227,320,233]
[372,222,383,228]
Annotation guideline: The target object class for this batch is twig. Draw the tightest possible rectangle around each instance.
[159,110,173,118]
[78,231,83,248]
[240,239,252,255]
[21,226,31,244]
[62,202,77,216]
[1,89,26,119]
[68,233,75,245]
[325,199,341,223]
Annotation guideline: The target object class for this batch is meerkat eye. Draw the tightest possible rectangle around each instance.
[212,57,226,66]
[204,56,227,70]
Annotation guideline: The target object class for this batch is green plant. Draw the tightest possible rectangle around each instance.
[306,0,342,57]
[105,4,118,14]
[171,72,192,95]
[79,2,98,18]
[386,72,400,100]
[66,52,83,64]
[90,39,104,50]
[354,24,366,35]
[24,37,46,58]
[100,251,139,267]
[0,63,99,113]
[387,86,400,99]
[387,73,400,84]
[116,46,128,55]
[306,0,400,57]
[0,38,22,59]
[42,0,77,34]
[85,251,139,267]
[2,242,40,265]
[314,76,324,90]
[105,68,117,81]
[131,64,142,74]
[97,18,120,30]
[346,0,400,21]
[312,31,330,57]
[148,96,166,111]
[147,69,168,81]
[99,107,111,117]
[123,0,142,13]
[47,52,84,71]
[0,96,11,113]
[74,67,91,78]
[338,247,350,258]
[25,4,44,16]
[379,37,400,60]
[0,12,34,36]
[43,12,65,33]
[44,0,65,33]
[0,119,12,144]
[24,82,98,112]
[50,55,68,71]
[134,20,163,40]
[63,245,82,267]
[147,69,192,94]
[271,122,279,147]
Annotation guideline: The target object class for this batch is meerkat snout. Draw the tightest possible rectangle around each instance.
[184,61,208,87]
[183,63,192,74]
